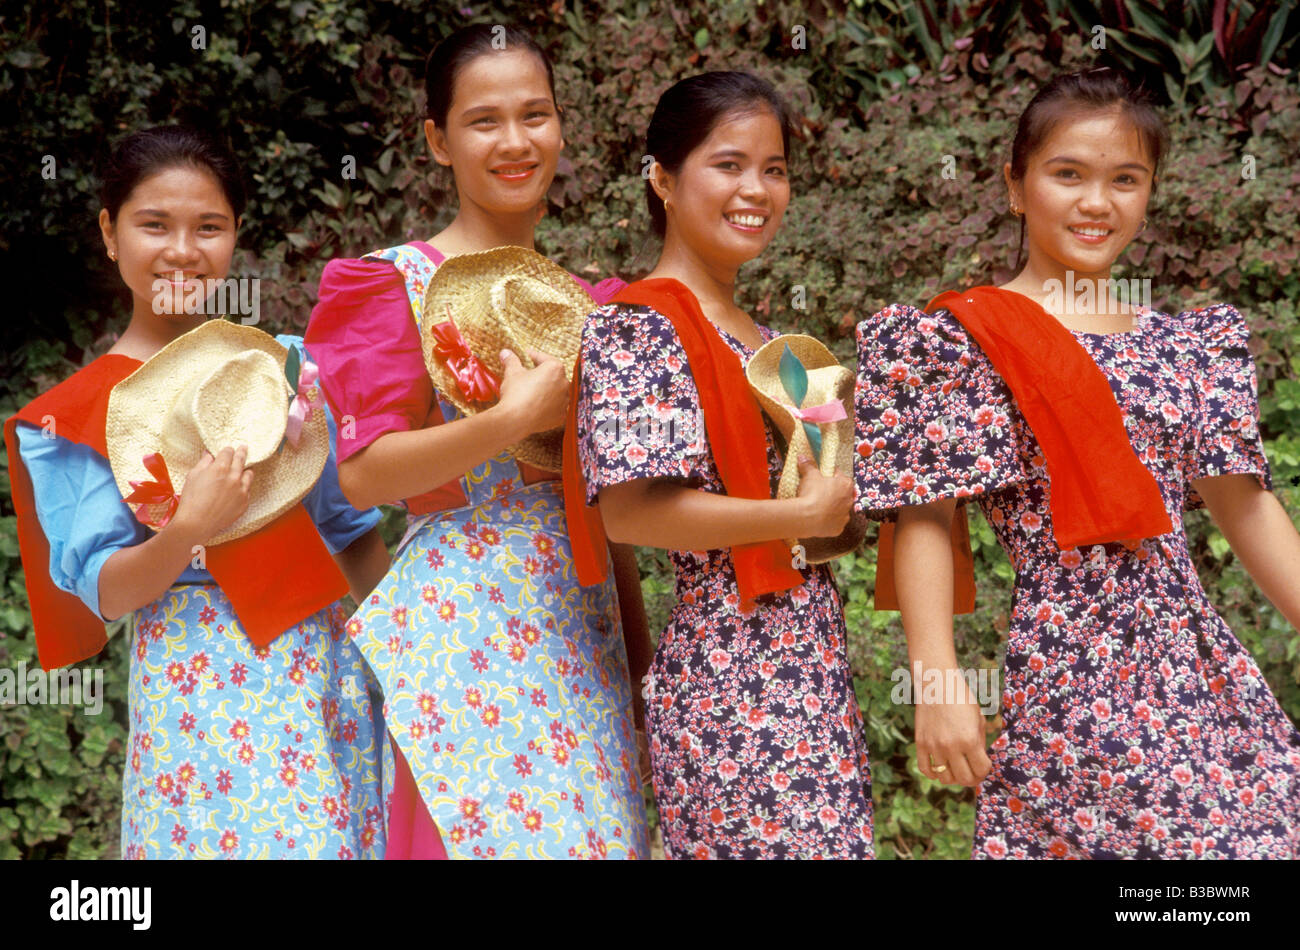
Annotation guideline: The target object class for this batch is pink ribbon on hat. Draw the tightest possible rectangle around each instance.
[285,359,320,449]
[789,400,847,424]
[123,452,180,528]
[430,312,501,403]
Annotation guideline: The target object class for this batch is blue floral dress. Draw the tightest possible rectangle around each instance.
[855,301,1300,859]
[317,244,650,859]
[576,302,874,859]
[16,336,386,859]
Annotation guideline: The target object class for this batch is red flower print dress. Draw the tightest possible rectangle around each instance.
[855,301,1300,859]
[576,303,874,859]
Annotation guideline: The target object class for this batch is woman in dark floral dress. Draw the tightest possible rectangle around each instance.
[855,68,1300,858]
[570,73,872,858]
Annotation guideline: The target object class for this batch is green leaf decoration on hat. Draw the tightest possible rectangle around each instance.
[777,343,806,406]
[284,344,301,392]
[278,345,302,454]
[777,343,823,463]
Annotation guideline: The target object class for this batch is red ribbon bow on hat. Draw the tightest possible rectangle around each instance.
[123,452,180,528]
[430,308,501,403]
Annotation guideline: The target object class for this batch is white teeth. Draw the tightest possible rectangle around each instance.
[1071,227,1110,237]
[726,214,766,228]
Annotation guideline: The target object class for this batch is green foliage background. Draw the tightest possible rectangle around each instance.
[1,0,1298,859]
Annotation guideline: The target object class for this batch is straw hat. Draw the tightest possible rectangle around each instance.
[746,334,867,563]
[106,320,329,544]
[421,245,598,471]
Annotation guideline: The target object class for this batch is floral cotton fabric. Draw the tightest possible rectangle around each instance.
[855,301,1300,859]
[577,303,874,859]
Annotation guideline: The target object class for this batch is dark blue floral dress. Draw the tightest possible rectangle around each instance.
[577,303,874,859]
[855,300,1300,859]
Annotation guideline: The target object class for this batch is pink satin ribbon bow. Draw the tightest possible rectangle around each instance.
[285,359,319,449]
[123,452,180,528]
[430,313,501,403]
[789,400,847,423]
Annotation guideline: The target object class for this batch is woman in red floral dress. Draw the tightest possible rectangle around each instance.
[855,68,1300,858]
[569,72,872,858]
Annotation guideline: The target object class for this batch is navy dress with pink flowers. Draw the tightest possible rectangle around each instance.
[855,300,1300,859]
[576,303,874,859]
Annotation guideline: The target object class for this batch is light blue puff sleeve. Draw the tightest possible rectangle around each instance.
[17,337,379,621]
[14,422,207,617]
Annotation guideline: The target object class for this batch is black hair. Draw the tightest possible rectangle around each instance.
[98,125,246,222]
[643,71,794,238]
[424,24,557,128]
[1009,67,1168,266]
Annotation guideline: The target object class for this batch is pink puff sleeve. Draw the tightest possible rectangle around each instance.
[305,256,434,464]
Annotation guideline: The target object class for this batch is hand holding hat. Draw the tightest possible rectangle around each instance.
[167,444,256,543]
[421,245,599,471]
[106,320,330,545]
[794,454,856,541]
[496,346,570,437]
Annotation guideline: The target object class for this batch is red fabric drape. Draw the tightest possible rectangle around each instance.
[874,286,1172,613]
[564,278,803,610]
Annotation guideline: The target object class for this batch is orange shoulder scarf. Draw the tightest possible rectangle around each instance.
[563,278,804,610]
[874,286,1173,613]
[6,355,347,669]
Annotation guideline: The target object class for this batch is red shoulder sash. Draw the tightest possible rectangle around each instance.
[564,278,803,609]
[6,356,139,668]
[874,286,1172,613]
[6,354,348,668]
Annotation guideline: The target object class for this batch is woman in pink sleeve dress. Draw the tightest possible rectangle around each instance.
[305,25,650,859]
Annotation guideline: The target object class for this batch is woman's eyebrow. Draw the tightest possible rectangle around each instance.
[1044,155,1150,172]
[707,149,786,162]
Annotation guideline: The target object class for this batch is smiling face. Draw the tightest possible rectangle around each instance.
[98,164,239,320]
[1006,107,1154,283]
[654,105,790,275]
[425,47,563,219]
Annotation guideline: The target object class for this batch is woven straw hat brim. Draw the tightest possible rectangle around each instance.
[106,320,329,545]
[746,334,867,562]
[421,245,597,471]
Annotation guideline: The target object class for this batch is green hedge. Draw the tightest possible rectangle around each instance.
[2,1,1298,859]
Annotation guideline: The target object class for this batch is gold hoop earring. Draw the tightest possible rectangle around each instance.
[1139,218,1148,233]
[1010,204,1022,216]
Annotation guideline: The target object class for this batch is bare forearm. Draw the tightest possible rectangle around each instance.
[609,541,651,725]
[896,500,990,784]
[600,480,808,551]
[98,522,206,621]
[339,405,529,509]
[1205,482,1300,629]
[332,528,392,603]
[894,501,961,670]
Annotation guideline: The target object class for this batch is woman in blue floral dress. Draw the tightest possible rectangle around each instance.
[572,73,872,859]
[855,68,1300,858]
[305,26,650,859]
[6,126,389,859]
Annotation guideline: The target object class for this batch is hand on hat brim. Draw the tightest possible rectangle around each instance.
[795,456,854,540]
[497,346,570,438]
[169,444,255,544]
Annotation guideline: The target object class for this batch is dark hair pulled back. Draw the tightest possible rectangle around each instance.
[643,71,793,238]
[99,125,246,222]
[424,24,558,129]
[1009,67,1167,266]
